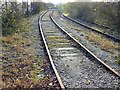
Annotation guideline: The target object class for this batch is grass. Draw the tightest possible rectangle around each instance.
[87,32,118,51]
[2,33,35,88]
[47,35,75,48]
[59,16,120,64]
[64,20,82,32]
[97,29,107,33]
[48,41,76,49]
[64,19,120,63]
[87,32,120,65]
[2,17,52,89]
[48,38,70,43]
[48,43,71,48]
[71,26,81,31]
[46,31,78,49]
[30,62,46,79]
[113,53,120,64]
[47,36,64,40]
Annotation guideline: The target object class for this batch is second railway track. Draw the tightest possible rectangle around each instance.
[61,12,120,43]
[38,10,119,89]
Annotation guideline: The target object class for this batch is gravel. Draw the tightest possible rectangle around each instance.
[74,17,120,39]
[41,11,119,89]
[52,11,120,74]
[30,13,60,89]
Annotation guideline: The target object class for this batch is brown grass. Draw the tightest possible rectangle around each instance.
[47,36,64,40]
[113,53,120,64]
[87,32,118,51]
[71,26,81,31]
[2,26,51,88]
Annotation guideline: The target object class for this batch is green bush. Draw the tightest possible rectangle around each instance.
[2,9,20,35]
[62,2,119,32]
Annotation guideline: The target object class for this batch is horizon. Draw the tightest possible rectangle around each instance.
[1,0,119,5]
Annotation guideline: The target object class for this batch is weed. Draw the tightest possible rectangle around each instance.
[113,53,120,64]
[87,32,118,51]
[2,21,49,88]
[47,36,64,40]
[48,38,70,43]
[71,26,81,31]
[48,42,73,48]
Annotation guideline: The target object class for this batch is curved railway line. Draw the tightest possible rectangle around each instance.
[61,12,120,43]
[38,11,65,89]
[52,10,120,74]
[38,10,119,89]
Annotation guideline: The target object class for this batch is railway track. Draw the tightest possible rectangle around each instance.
[71,16,115,31]
[53,10,120,74]
[53,11,120,73]
[38,10,119,88]
[38,11,65,89]
[61,12,120,43]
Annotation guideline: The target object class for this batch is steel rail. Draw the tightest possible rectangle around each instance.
[73,18,113,30]
[38,11,65,89]
[50,12,120,77]
[61,13,120,43]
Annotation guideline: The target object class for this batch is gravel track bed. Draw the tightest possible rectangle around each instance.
[30,13,60,89]
[41,11,119,89]
[73,17,120,39]
[52,11,120,74]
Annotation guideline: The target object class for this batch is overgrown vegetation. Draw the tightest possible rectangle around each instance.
[87,32,118,51]
[64,19,119,52]
[2,2,48,36]
[1,1,56,89]
[1,13,56,89]
[47,36,76,48]
[2,31,52,88]
[62,13,120,64]
[58,2,119,34]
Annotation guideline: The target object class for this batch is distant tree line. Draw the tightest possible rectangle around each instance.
[2,1,52,36]
[59,2,119,33]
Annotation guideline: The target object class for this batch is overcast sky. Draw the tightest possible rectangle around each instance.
[1,0,119,4]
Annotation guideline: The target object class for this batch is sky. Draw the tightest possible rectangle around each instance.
[42,0,120,3]
[3,0,75,4]
[42,0,75,4]
[2,0,119,4]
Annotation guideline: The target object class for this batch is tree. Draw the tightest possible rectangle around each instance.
[62,2,119,32]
